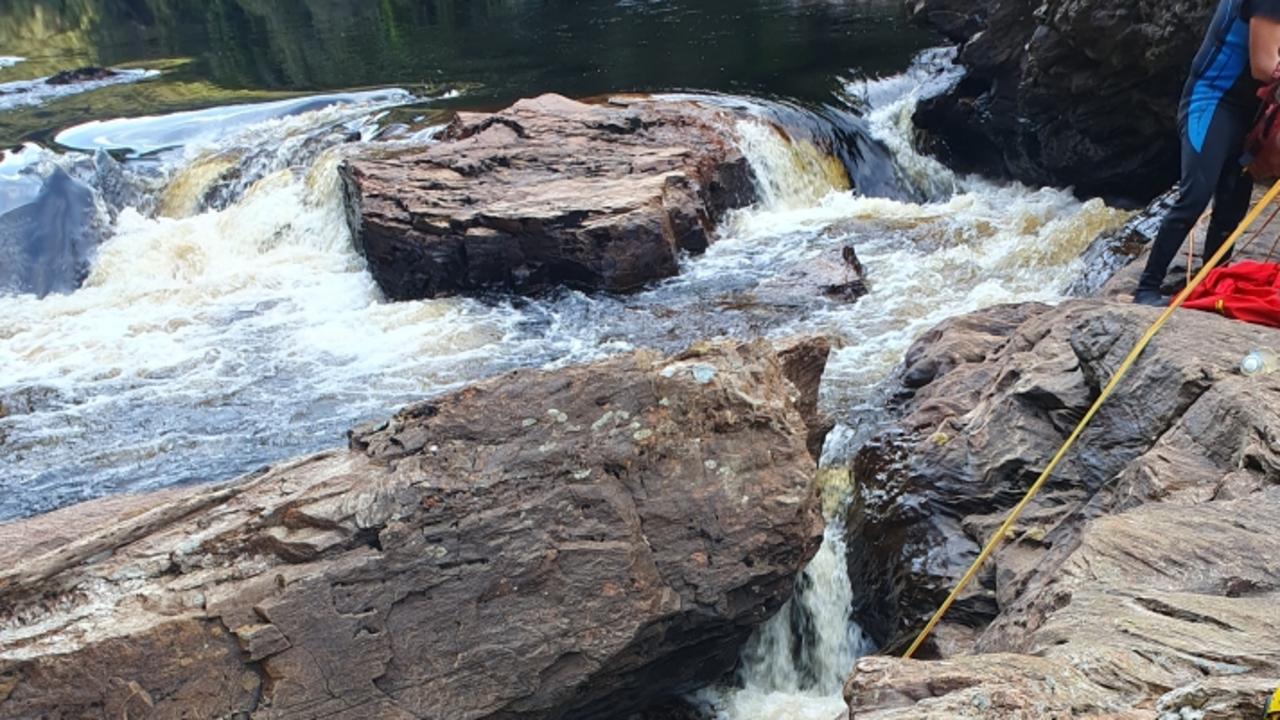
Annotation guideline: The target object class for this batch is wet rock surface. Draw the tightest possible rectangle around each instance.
[340,93,756,301]
[0,339,827,719]
[45,67,118,85]
[909,0,1212,204]
[1073,185,1280,300]
[842,299,1280,717]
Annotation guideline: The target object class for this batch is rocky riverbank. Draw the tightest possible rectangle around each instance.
[0,339,830,719]
[907,0,1213,204]
[838,297,1280,717]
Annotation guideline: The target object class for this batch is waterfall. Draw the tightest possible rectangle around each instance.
[696,464,869,720]
[696,46,1123,720]
[734,118,852,211]
[700,526,870,720]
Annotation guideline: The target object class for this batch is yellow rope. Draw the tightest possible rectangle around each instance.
[902,178,1280,660]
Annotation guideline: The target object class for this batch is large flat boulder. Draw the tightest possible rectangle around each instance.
[0,339,827,719]
[842,299,1280,716]
[340,94,756,301]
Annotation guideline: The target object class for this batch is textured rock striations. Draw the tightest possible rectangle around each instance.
[0,339,828,719]
[341,94,757,301]
[842,299,1280,717]
[909,0,1214,204]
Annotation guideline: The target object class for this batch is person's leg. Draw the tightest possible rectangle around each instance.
[1136,105,1242,300]
[1203,150,1255,264]
[1203,168,1254,263]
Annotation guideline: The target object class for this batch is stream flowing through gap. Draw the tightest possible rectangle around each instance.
[0,8,1129,717]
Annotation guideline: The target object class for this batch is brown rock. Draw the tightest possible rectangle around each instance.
[843,494,1280,718]
[844,654,1126,719]
[340,93,756,301]
[841,298,1280,717]
[0,339,826,720]
[775,335,836,460]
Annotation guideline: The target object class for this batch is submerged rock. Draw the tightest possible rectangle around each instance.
[0,339,828,719]
[45,67,118,85]
[909,0,1211,204]
[0,167,103,297]
[842,299,1280,716]
[340,93,756,301]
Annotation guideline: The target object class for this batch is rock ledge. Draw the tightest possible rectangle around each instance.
[341,94,756,301]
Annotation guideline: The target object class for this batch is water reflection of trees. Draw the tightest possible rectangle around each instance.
[0,0,925,101]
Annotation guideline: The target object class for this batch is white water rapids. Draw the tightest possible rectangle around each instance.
[0,48,1127,715]
[700,48,1128,719]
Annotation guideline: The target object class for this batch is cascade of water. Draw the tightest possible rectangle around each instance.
[698,521,870,720]
[734,118,852,211]
[845,46,966,202]
[698,46,1132,720]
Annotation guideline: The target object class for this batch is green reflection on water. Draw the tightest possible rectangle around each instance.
[0,0,935,145]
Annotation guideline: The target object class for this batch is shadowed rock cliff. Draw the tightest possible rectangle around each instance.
[908,0,1214,204]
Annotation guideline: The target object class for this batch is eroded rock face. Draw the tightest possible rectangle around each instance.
[340,93,756,301]
[910,0,1213,204]
[0,339,827,719]
[842,299,1280,716]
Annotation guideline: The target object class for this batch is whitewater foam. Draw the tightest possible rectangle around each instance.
[55,89,414,155]
[0,68,157,112]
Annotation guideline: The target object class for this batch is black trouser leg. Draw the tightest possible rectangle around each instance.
[1140,103,1252,292]
[1203,162,1254,263]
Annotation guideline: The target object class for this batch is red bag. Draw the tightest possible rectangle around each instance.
[1182,260,1280,327]
[1245,64,1280,181]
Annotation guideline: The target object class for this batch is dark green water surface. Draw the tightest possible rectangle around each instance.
[0,0,936,144]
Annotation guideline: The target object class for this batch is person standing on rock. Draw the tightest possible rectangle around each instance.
[1134,0,1280,306]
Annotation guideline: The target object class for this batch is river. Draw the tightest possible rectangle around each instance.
[0,2,1126,718]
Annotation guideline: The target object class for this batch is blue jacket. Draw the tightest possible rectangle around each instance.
[1183,0,1280,150]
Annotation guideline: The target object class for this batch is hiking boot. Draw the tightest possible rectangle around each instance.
[1132,288,1168,307]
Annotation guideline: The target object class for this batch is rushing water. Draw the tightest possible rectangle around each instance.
[0,4,1129,718]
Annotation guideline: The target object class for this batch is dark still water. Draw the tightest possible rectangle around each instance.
[0,0,935,144]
